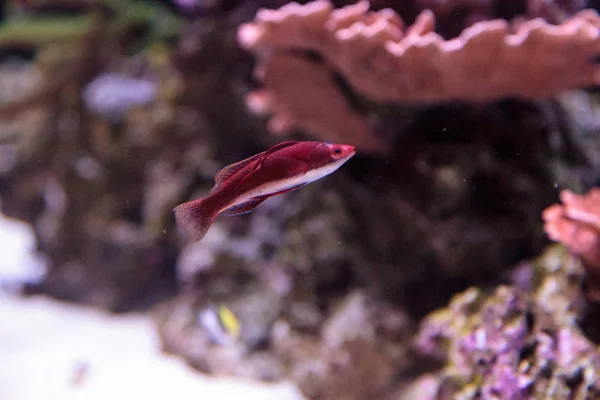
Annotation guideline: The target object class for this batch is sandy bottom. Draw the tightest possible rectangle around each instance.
[0,214,305,400]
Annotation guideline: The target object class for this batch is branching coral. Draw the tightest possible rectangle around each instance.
[238,0,600,150]
[543,188,600,298]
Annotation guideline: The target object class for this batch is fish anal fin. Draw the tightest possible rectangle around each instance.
[221,197,268,216]
[173,198,217,242]
[212,141,300,193]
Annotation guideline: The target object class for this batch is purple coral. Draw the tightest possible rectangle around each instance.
[82,73,157,122]
[414,280,600,399]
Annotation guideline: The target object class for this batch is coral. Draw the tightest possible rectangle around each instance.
[3,1,600,398]
[154,282,287,379]
[238,0,600,149]
[413,245,600,400]
[543,188,600,298]
[82,73,158,121]
[0,0,253,310]
[246,52,387,153]
[239,0,600,103]
[272,291,410,400]
[156,288,414,399]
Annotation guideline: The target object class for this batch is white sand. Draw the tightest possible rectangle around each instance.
[0,214,305,400]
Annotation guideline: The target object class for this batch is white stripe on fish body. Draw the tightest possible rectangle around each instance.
[219,156,351,213]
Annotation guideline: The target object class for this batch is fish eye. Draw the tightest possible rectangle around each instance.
[333,148,342,155]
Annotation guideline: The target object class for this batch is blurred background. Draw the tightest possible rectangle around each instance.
[1,0,600,399]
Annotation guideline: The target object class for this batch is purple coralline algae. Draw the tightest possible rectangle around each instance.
[414,245,600,400]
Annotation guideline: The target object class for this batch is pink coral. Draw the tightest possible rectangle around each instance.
[238,0,600,151]
[247,53,387,153]
[239,1,600,102]
[543,188,600,298]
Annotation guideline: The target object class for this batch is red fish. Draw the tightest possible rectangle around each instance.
[174,141,356,241]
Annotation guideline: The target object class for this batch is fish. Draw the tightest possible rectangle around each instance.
[174,141,356,242]
[218,304,241,339]
[197,303,241,346]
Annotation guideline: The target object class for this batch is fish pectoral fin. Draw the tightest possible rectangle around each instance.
[269,183,307,196]
[221,197,268,216]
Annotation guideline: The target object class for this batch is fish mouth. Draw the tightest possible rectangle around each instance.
[345,149,356,160]
[342,145,356,158]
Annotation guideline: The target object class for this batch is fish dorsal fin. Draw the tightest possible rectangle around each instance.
[212,156,260,192]
[251,141,299,169]
[212,141,299,193]
[221,196,268,216]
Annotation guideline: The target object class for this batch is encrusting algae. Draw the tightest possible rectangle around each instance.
[413,245,600,400]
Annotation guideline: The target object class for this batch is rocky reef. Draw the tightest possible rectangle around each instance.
[413,245,600,399]
[1,0,600,399]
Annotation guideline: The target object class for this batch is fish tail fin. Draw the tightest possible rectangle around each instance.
[173,198,217,242]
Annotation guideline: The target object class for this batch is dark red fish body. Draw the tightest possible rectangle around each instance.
[174,141,355,241]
